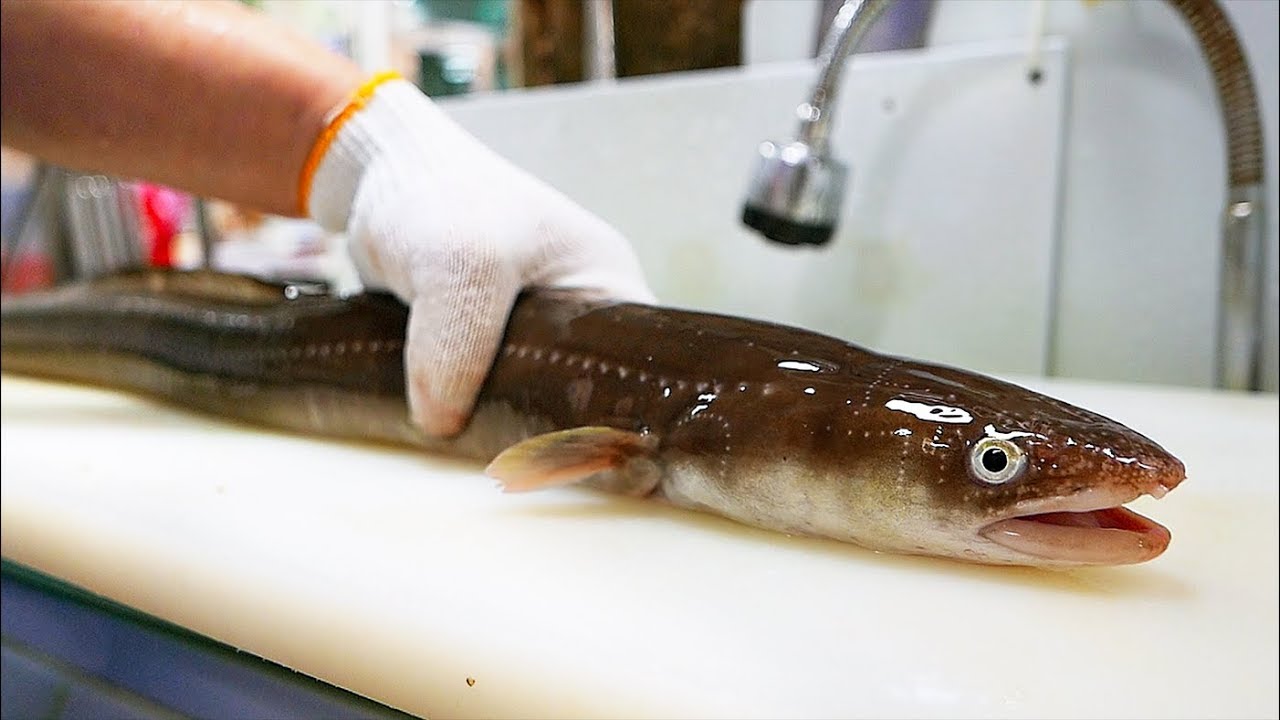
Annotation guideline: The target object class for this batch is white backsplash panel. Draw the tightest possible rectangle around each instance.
[440,41,1068,379]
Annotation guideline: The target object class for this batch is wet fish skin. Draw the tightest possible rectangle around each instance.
[0,270,1186,566]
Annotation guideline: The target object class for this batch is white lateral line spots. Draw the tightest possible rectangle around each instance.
[983,424,1034,440]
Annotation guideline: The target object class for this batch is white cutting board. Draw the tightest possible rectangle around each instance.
[1,374,1276,719]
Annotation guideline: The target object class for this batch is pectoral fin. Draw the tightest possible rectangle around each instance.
[486,427,658,494]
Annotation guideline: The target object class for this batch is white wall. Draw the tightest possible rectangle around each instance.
[743,0,824,64]
[743,0,1279,391]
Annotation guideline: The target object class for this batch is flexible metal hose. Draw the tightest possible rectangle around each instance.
[1163,0,1269,390]
[1165,0,1264,188]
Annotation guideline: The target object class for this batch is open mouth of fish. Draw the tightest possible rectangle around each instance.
[979,480,1181,565]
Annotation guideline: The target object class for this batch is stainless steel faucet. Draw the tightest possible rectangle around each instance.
[741,0,1269,391]
[741,0,892,246]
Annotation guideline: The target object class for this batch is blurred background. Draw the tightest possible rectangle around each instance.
[2,0,1276,395]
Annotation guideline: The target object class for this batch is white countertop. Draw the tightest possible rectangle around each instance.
[1,373,1276,719]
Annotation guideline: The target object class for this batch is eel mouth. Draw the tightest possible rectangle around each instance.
[979,481,1179,566]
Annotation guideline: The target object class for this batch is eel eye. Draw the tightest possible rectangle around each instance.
[969,437,1026,485]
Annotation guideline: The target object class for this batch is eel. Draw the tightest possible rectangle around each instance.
[0,269,1186,567]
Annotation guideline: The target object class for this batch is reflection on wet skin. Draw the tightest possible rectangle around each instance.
[884,398,973,424]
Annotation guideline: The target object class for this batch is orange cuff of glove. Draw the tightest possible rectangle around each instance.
[296,70,402,217]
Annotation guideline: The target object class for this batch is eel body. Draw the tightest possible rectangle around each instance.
[0,270,1186,566]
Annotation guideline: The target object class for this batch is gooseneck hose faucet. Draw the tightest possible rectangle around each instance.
[741,0,891,246]
[741,0,1268,391]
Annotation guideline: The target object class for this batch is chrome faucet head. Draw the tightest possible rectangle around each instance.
[741,139,848,246]
[740,0,890,248]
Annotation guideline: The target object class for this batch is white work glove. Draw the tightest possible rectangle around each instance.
[306,78,654,437]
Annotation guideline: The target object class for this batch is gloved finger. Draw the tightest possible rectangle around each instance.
[403,268,519,438]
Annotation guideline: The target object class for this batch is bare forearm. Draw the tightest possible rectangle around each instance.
[0,0,363,216]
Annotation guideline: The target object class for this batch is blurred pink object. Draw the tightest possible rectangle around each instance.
[133,183,191,267]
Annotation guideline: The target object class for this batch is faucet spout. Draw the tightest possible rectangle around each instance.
[741,0,893,246]
[799,0,894,152]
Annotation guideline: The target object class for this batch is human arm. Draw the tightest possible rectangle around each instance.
[0,0,360,217]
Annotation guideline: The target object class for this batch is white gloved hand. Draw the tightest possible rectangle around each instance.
[306,78,654,437]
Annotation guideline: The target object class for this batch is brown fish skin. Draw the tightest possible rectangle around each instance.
[0,270,1186,567]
